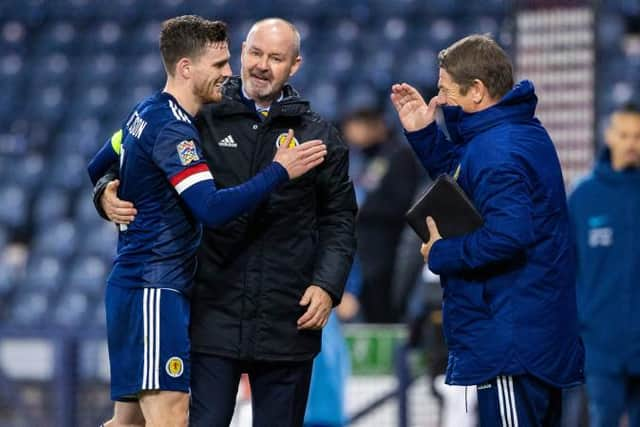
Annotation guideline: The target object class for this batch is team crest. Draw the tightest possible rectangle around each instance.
[177,140,199,165]
[165,357,184,378]
[275,133,299,149]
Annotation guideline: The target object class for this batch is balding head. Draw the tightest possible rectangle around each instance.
[246,18,300,57]
[241,17,302,107]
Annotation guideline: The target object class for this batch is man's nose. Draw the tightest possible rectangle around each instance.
[256,55,269,70]
[223,63,232,77]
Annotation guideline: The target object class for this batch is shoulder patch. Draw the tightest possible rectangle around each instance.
[176,140,199,165]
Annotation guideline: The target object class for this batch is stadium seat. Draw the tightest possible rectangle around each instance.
[0,184,28,230]
[31,220,78,260]
[81,221,118,259]
[52,291,90,327]
[9,290,49,326]
[32,188,70,227]
[67,255,108,297]
[22,254,63,294]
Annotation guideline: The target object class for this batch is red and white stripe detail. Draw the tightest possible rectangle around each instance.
[169,163,213,194]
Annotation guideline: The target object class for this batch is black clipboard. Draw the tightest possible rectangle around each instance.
[405,174,483,242]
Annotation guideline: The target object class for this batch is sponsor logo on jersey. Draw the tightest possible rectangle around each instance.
[177,140,199,165]
[166,357,184,378]
[275,133,299,149]
[218,135,237,148]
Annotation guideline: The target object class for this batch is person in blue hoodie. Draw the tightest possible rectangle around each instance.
[568,104,640,427]
[390,34,584,427]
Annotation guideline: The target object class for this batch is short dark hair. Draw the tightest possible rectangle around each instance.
[159,15,228,76]
[341,108,385,127]
[438,34,514,100]
[616,102,640,115]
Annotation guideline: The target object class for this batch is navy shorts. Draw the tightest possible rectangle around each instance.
[477,374,562,427]
[105,285,190,401]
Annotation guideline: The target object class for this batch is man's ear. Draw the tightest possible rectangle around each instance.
[289,55,302,77]
[471,79,486,104]
[175,57,192,80]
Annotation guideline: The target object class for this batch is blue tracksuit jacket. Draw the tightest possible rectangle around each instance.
[568,149,640,375]
[405,80,585,387]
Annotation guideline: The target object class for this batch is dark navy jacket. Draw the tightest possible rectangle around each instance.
[405,81,585,386]
[569,149,640,375]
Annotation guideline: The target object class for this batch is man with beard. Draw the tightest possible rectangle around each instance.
[93,18,357,426]
[88,16,327,427]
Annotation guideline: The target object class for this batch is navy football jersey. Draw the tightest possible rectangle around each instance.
[108,91,213,292]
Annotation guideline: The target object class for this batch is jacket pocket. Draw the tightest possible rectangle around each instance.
[446,279,492,338]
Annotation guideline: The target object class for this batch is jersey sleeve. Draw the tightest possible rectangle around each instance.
[151,121,214,194]
[87,129,123,185]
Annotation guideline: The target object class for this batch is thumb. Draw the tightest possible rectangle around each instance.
[426,216,439,235]
[299,287,312,306]
[107,179,120,192]
[283,128,294,149]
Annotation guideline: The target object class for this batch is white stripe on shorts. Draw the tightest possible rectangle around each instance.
[142,288,149,389]
[497,376,509,427]
[508,376,519,427]
[143,288,161,390]
[154,289,161,389]
[148,288,155,390]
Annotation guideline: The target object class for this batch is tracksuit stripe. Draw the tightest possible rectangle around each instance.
[142,288,149,389]
[154,289,161,389]
[508,376,519,427]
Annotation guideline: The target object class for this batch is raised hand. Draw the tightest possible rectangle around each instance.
[273,129,327,179]
[390,83,444,132]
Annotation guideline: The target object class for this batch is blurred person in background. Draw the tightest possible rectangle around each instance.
[391,34,584,426]
[94,18,357,427]
[568,103,640,427]
[342,108,421,323]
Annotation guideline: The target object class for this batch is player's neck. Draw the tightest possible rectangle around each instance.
[163,82,200,117]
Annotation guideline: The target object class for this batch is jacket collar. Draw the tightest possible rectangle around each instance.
[205,76,311,118]
[594,147,640,184]
[439,80,538,143]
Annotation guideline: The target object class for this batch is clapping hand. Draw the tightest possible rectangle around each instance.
[390,83,445,132]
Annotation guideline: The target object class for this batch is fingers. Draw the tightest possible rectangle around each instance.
[390,92,402,112]
[297,288,331,330]
[298,139,324,151]
[428,95,446,110]
[426,216,436,232]
[283,128,294,146]
[301,148,327,164]
[420,243,428,260]
[426,216,440,240]
[299,287,312,306]
[103,180,137,224]
[298,143,326,157]
[297,301,330,330]
[297,300,318,327]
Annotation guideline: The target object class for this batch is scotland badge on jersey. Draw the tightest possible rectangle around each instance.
[177,140,199,165]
